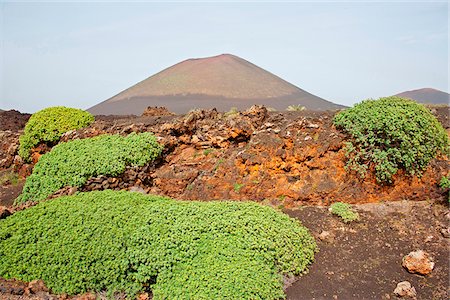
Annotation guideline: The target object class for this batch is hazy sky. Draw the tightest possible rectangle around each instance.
[1,1,448,113]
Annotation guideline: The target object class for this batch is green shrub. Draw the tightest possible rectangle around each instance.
[440,176,450,202]
[224,107,239,117]
[440,176,450,189]
[233,182,244,192]
[286,105,305,112]
[19,107,94,162]
[334,97,448,183]
[16,133,162,204]
[1,190,317,299]
[329,202,359,223]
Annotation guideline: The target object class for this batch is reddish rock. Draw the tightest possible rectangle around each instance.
[318,230,335,243]
[137,292,150,300]
[0,277,28,295]
[402,250,435,275]
[0,206,11,219]
[28,279,49,294]
[75,292,96,300]
[31,152,42,164]
[17,164,33,178]
[142,106,175,117]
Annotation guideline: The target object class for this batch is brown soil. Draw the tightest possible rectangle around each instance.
[0,169,24,207]
[0,182,23,207]
[285,201,449,300]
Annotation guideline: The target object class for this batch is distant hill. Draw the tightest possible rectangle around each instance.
[89,54,344,115]
[395,88,449,105]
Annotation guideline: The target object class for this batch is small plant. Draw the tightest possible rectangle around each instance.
[440,176,450,202]
[0,170,19,186]
[224,107,239,117]
[267,107,277,112]
[440,176,450,189]
[287,105,305,111]
[213,158,225,172]
[329,202,359,223]
[233,183,244,193]
[18,106,94,162]
[334,97,448,183]
[16,132,162,204]
[203,148,214,156]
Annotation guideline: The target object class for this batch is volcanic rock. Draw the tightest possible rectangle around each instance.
[27,279,49,294]
[402,250,434,275]
[0,206,11,219]
[393,281,417,298]
[142,106,175,117]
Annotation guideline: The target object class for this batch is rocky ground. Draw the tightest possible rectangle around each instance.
[0,106,449,299]
[285,201,449,300]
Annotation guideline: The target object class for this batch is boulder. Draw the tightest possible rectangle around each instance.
[393,281,416,298]
[402,250,434,275]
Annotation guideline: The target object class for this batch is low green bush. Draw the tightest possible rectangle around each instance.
[0,190,317,299]
[19,106,94,162]
[329,202,359,223]
[440,176,450,189]
[286,105,305,112]
[334,97,448,183]
[16,133,162,204]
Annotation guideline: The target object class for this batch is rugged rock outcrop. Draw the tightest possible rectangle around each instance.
[1,106,448,206]
[142,106,176,117]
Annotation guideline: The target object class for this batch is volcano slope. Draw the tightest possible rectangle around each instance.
[89,54,344,115]
[395,88,450,105]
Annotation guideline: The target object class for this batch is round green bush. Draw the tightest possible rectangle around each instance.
[19,106,94,162]
[334,97,448,183]
[1,190,317,299]
[16,133,162,204]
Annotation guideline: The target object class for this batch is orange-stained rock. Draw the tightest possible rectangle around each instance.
[31,152,41,164]
[402,250,435,275]
[17,164,33,178]
[3,106,448,206]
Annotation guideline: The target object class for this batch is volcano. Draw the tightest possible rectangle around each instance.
[395,88,449,105]
[88,54,343,115]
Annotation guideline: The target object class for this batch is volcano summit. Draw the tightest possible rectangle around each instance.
[89,54,343,115]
